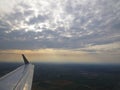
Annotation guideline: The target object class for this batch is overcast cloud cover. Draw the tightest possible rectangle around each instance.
[0,0,120,54]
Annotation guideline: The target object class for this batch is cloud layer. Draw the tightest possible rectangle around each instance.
[0,0,120,52]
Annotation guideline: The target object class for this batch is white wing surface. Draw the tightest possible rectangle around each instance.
[0,54,34,90]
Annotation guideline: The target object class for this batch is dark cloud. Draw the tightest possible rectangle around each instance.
[28,15,49,24]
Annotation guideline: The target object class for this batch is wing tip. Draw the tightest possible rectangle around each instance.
[22,54,29,64]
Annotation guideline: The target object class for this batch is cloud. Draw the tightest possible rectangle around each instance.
[80,42,120,54]
[0,0,120,51]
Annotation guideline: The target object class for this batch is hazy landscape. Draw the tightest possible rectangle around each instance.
[1,63,120,90]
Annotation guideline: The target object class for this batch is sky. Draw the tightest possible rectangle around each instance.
[0,0,120,64]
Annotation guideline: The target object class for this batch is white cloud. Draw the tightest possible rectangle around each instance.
[82,42,120,54]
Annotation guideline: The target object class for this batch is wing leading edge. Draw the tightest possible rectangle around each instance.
[0,54,34,90]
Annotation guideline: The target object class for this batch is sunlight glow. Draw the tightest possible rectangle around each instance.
[0,48,119,64]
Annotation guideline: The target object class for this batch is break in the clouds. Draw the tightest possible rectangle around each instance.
[0,0,120,52]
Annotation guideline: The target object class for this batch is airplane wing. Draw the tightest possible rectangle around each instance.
[0,54,34,90]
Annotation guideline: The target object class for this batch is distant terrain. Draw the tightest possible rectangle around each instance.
[1,63,120,90]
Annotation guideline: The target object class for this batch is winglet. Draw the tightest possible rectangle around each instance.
[22,54,29,64]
